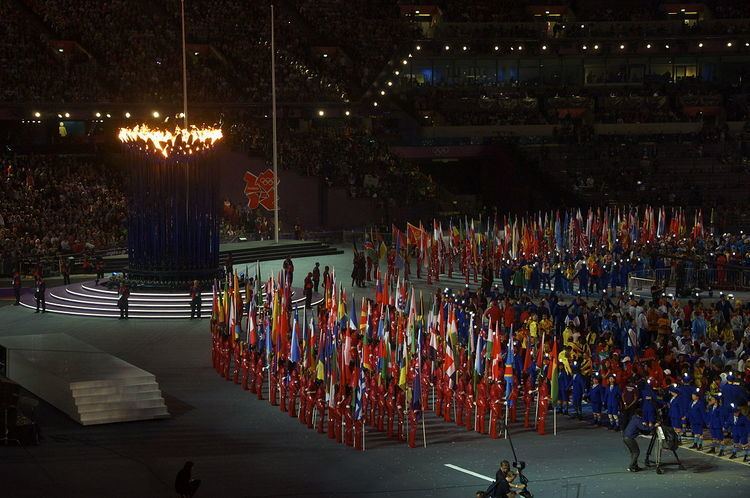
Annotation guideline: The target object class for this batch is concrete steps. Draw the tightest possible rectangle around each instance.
[0,334,171,426]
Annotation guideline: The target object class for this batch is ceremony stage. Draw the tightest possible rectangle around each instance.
[18,280,324,318]
[0,334,169,425]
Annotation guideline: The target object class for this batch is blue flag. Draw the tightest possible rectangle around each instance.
[354,367,366,420]
[290,309,300,363]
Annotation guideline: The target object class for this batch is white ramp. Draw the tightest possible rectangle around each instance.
[0,334,169,425]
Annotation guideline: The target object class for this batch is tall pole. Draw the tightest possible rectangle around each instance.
[180,0,188,128]
[271,4,279,244]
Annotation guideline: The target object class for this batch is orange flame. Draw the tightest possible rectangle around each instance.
[118,124,223,158]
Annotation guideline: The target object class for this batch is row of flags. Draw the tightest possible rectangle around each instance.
[364,206,710,267]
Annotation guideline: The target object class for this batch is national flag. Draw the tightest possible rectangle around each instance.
[444,336,456,379]
[354,366,366,420]
[247,303,257,346]
[504,326,515,406]
[290,309,301,363]
[549,337,559,404]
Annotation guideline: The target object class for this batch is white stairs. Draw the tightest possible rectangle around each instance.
[0,334,169,425]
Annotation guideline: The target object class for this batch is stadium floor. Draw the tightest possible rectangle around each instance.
[1,248,749,498]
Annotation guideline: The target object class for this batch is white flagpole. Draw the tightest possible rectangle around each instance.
[554,406,557,435]
[270,4,279,244]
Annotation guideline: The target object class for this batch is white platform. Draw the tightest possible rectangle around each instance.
[0,334,169,425]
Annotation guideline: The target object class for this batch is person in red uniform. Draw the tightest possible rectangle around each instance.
[489,379,503,439]
[476,379,488,433]
[455,372,466,427]
[443,374,453,423]
[420,361,431,414]
[232,341,242,384]
[523,375,534,428]
[509,383,519,423]
[254,355,264,400]
[269,361,279,406]
[464,380,475,431]
[240,346,250,390]
[376,381,386,432]
[297,373,307,423]
[537,379,549,435]
[385,382,396,438]
[315,382,326,434]
[396,385,407,442]
[279,362,289,412]
[342,388,354,446]
[434,372,444,417]
[335,390,346,443]
[287,368,300,417]
[221,337,231,380]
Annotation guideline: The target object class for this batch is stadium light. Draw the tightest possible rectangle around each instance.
[152,111,160,118]
[34,112,41,118]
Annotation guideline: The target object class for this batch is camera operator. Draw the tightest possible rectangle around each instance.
[623,411,658,472]
[491,460,527,498]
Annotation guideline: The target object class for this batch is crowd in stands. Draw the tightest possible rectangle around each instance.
[277,126,436,201]
[0,154,126,271]
[0,1,107,102]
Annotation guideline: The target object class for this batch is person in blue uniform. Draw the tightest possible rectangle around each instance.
[677,374,694,434]
[687,388,706,449]
[570,363,586,420]
[588,375,604,426]
[640,378,657,427]
[705,394,726,454]
[727,404,749,461]
[605,374,621,431]
[558,366,572,415]
[667,385,685,441]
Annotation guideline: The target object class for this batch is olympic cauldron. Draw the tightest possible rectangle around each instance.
[118,124,223,287]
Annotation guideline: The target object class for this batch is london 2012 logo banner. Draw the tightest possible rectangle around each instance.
[243,169,276,211]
